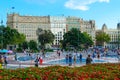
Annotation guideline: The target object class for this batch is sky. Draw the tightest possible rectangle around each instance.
[0,0,120,29]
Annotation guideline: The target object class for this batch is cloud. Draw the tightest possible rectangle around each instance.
[64,0,110,11]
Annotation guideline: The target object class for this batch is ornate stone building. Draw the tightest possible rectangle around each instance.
[7,13,96,47]
[80,20,96,45]
[96,23,120,49]
[66,16,96,45]
[7,13,50,42]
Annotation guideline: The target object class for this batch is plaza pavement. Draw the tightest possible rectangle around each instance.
[4,51,87,69]
[3,51,120,69]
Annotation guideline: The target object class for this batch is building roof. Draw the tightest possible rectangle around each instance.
[102,23,107,30]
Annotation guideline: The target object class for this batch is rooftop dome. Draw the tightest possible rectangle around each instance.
[117,23,120,29]
[102,23,107,30]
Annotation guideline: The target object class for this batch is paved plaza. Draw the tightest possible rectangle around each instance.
[1,49,120,69]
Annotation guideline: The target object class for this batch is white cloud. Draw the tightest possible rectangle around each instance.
[65,0,110,11]
[99,0,109,2]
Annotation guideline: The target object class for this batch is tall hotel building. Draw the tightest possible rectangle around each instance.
[7,13,96,46]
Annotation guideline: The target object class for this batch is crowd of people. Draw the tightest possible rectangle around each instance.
[28,47,120,67]
[1,47,120,69]
[64,51,93,66]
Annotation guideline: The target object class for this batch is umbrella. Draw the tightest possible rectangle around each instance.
[7,50,13,54]
[0,49,8,53]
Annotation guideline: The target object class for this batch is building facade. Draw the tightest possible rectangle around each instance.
[7,13,50,42]
[66,17,96,45]
[96,23,120,49]
[80,20,96,45]
[66,16,80,31]
[7,13,96,47]
[50,16,66,46]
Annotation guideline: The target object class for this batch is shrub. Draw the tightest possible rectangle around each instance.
[0,63,120,80]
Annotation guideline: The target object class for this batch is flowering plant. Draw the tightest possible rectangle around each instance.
[0,63,120,80]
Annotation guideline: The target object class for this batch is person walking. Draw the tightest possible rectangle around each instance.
[86,54,92,64]
[79,53,82,63]
[3,55,8,68]
[65,54,69,64]
[14,53,17,61]
[34,57,39,67]
[92,53,95,58]
[97,52,100,60]
[73,55,76,66]
[39,56,43,65]
[69,53,72,66]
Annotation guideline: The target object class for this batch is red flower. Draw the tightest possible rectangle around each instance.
[114,77,120,80]
[26,78,29,80]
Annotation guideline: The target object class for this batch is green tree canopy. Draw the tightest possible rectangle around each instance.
[62,28,93,50]
[83,32,94,48]
[36,28,55,49]
[0,26,26,48]
[21,41,28,50]
[96,32,110,46]
[28,40,37,51]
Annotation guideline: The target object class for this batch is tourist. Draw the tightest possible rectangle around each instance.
[57,49,60,59]
[97,52,100,59]
[3,55,8,68]
[41,49,45,58]
[39,56,43,65]
[73,55,76,66]
[34,57,39,67]
[86,54,92,64]
[92,53,95,58]
[14,53,17,61]
[68,53,72,66]
[65,54,69,64]
[79,53,82,63]
[117,51,120,62]
[24,50,26,55]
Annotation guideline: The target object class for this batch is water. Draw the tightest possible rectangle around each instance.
[18,55,35,61]
[46,58,106,65]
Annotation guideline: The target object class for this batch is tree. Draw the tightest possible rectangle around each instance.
[83,32,94,48]
[0,26,26,48]
[14,33,26,44]
[0,25,4,48]
[96,32,110,46]
[28,40,37,51]
[62,28,84,50]
[36,28,54,49]
[21,41,28,50]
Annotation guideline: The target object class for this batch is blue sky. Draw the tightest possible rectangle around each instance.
[0,0,120,29]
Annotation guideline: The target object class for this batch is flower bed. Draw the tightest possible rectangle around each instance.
[0,63,120,80]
